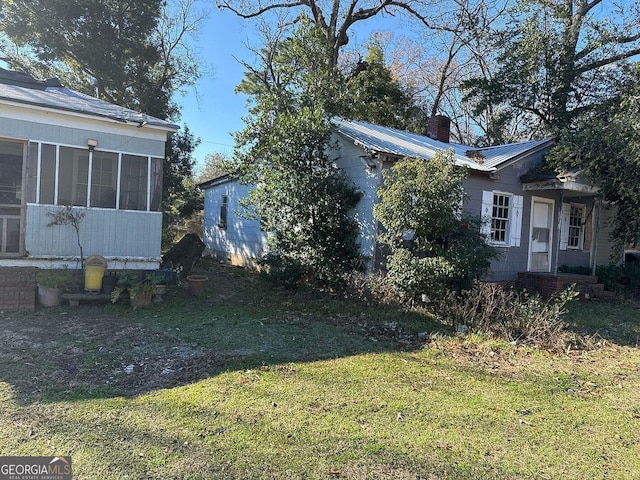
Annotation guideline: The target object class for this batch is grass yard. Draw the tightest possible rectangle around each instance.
[1,263,639,479]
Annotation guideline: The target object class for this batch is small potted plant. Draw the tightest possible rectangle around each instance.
[35,268,73,307]
[110,272,156,308]
[129,277,157,307]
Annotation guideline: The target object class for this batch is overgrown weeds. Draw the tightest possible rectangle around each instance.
[342,271,404,306]
[433,282,580,351]
[343,272,585,351]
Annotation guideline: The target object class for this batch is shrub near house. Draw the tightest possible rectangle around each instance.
[374,152,498,300]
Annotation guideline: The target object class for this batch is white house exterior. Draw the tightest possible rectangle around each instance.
[200,175,268,267]
[201,116,617,281]
[0,68,177,270]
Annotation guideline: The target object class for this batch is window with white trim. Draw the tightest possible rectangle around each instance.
[481,190,523,247]
[491,193,510,243]
[560,203,586,251]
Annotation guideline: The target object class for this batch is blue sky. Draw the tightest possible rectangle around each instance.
[176,8,253,170]
[177,6,405,172]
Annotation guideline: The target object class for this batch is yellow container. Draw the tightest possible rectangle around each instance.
[84,255,107,292]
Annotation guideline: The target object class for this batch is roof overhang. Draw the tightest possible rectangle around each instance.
[522,173,598,197]
[198,174,235,190]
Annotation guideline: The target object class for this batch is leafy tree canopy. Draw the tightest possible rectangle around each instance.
[548,65,640,245]
[0,0,201,119]
[230,18,362,286]
[341,40,427,132]
[463,0,640,141]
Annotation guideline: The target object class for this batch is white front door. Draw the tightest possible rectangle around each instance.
[528,197,554,272]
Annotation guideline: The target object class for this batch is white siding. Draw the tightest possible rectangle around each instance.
[25,204,162,263]
[332,136,382,264]
[203,181,267,265]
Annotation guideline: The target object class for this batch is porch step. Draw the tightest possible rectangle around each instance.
[0,267,36,312]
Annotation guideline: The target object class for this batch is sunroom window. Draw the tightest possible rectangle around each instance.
[28,142,162,212]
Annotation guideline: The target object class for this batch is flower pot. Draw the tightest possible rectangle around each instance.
[186,274,209,295]
[102,274,117,295]
[130,292,153,308]
[38,285,61,307]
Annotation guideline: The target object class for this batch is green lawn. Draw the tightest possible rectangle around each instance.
[1,265,639,479]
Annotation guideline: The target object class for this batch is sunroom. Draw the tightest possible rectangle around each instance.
[0,67,177,271]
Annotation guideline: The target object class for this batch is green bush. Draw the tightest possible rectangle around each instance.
[596,263,640,294]
[374,152,498,301]
[385,248,454,300]
[259,253,304,288]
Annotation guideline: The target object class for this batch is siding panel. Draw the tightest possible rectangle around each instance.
[25,204,161,261]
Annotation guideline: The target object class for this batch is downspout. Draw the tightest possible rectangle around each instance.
[591,198,601,276]
[553,189,564,275]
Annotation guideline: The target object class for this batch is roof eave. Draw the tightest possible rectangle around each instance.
[198,174,235,190]
[373,149,496,173]
[0,95,179,132]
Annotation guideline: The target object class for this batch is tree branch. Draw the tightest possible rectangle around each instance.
[576,46,640,74]
[216,0,305,19]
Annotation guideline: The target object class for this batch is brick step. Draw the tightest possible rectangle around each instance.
[0,267,36,312]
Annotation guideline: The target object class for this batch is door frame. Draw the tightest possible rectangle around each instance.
[527,196,555,273]
[0,138,27,257]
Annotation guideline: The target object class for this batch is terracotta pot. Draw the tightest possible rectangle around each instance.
[186,274,209,295]
[130,292,153,308]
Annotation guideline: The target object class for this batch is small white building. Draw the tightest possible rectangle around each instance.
[0,68,177,271]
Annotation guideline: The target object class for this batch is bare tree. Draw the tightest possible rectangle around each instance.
[216,0,450,71]
[385,0,516,144]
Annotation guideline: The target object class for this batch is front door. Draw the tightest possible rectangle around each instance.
[528,197,554,272]
[0,139,25,256]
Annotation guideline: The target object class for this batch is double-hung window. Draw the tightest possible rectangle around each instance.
[491,193,510,243]
[481,191,523,247]
[561,203,586,250]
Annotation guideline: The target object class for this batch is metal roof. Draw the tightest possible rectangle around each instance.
[331,117,553,172]
[0,68,178,131]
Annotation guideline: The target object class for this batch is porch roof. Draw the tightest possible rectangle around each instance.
[521,171,598,197]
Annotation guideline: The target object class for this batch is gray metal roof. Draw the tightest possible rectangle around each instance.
[331,117,553,172]
[0,69,178,131]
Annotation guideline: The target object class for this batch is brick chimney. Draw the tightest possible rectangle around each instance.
[426,115,451,143]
